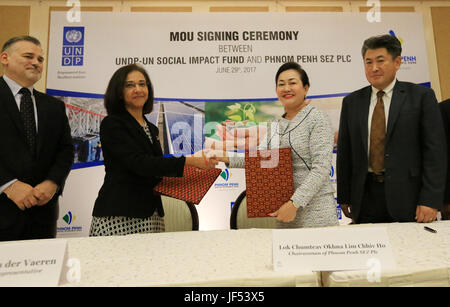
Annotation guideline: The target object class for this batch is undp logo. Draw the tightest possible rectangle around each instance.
[65,29,83,44]
[62,26,85,66]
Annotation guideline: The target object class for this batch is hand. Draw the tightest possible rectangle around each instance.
[4,181,37,211]
[215,123,267,151]
[268,200,298,222]
[441,203,450,220]
[204,149,229,164]
[333,131,339,150]
[340,204,352,219]
[415,205,438,223]
[33,180,59,206]
[185,150,218,170]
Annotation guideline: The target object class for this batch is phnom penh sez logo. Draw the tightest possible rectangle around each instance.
[214,168,239,189]
[63,211,76,225]
[220,169,230,181]
[62,26,85,66]
[389,30,416,65]
[59,211,82,233]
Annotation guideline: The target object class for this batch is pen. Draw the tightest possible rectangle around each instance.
[424,226,437,233]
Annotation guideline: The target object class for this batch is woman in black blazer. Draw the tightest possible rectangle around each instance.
[90,64,216,236]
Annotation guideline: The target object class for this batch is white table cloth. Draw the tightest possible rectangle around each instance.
[60,229,319,287]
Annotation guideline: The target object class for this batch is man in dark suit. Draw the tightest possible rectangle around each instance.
[0,36,74,241]
[337,34,446,224]
[440,99,450,220]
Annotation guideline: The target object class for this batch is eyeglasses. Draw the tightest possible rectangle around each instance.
[124,81,148,90]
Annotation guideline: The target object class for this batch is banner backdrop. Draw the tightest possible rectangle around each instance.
[47,12,430,236]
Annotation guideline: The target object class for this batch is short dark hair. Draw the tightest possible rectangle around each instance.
[275,62,310,88]
[361,34,402,59]
[1,35,41,52]
[104,64,154,116]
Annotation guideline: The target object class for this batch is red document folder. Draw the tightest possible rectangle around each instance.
[245,148,294,217]
[154,165,221,204]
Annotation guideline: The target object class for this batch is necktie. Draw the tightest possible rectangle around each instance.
[19,88,37,158]
[369,91,385,174]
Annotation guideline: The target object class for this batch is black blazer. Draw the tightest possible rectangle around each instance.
[440,99,450,203]
[0,77,74,228]
[337,81,446,222]
[92,111,185,218]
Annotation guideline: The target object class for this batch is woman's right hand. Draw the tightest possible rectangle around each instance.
[185,150,219,170]
[204,149,229,165]
[215,123,267,151]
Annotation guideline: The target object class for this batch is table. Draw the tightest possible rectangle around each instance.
[321,221,450,287]
[2,221,449,287]
[61,229,319,287]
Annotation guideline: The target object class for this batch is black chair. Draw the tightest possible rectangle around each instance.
[230,190,276,230]
[161,196,199,231]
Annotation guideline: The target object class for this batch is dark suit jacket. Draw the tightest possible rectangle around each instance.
[92,111,186,218]
[337,81,446,222]
[0,76,74,229]
[440,99,450,203]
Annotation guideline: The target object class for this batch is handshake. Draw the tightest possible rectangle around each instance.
[4,180,59,211]
[204,122,268,152]
[186,121,270,170]
[185,149,230,170]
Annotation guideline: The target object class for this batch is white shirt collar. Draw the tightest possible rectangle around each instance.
[371,78,396,97]
[3,74,34,97]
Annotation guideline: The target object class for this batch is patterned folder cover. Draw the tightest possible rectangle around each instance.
[154,165,221,204]
[245,148,294,217]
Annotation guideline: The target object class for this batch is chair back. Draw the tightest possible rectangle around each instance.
[161,196,199,232]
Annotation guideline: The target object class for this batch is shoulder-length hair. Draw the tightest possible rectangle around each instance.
[104,64,154,115]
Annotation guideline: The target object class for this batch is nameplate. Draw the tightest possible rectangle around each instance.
[273,226,396,272]
[0,240,67,287]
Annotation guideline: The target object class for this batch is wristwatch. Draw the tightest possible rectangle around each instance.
[290,199,300,209]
